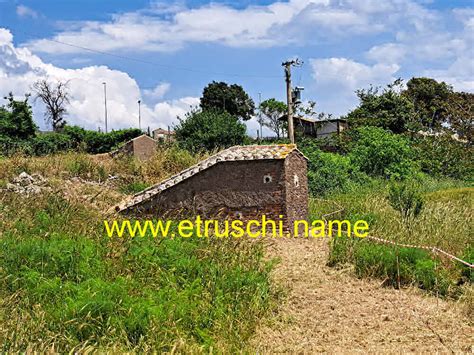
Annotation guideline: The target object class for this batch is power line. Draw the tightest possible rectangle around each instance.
[15,29,282,79]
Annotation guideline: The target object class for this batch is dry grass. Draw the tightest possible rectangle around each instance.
[309,184,473,256]
[0,146,209,188]
[250,237,473,353]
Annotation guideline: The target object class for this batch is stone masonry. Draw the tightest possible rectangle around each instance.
[115,144,308,232]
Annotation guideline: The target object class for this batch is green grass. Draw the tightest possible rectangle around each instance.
[312,177,473,297]
[0,192,277,352]
[119,181,150,194]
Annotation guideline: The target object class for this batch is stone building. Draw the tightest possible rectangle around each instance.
[115,144,308,232]
[152,128,175,142]
[112,134,157,161]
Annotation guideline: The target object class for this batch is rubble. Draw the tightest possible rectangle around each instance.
[6,172,50,195]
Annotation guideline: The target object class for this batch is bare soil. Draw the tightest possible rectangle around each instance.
[251,237,473,353]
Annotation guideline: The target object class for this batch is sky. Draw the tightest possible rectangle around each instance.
[0,0,473,135]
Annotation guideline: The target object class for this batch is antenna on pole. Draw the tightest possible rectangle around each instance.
[282,58,303,144]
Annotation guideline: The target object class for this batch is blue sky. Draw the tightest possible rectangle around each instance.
[0,0,472,134]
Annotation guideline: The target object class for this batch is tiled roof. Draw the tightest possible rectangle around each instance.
[115,144,306,212]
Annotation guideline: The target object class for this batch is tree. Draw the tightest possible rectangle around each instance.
[33,79,70,131]
[175,109,247,152]
[0,92,37,140]
[200,81,255,120]
[446,91,473,145]
[346,79,416,134]
[259,98,287,138]
[403,77,452,130]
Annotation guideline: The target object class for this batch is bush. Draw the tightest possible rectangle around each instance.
[348,126,418,179]
[411,134,473,180]
[298,138,368,196]
[387,182,424,226]
[30,133,73,155]
[0,125,143,157]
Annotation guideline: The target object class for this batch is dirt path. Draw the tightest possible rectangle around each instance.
[251,237,473,353]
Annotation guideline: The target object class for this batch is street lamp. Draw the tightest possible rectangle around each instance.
[138,99,141,131]
[102,82,108,133]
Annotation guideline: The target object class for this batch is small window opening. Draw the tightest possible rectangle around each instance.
[294,174,299,187]
[263,175,272,184]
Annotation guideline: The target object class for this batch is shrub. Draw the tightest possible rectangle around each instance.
[411,134,473,180]
[298,138,368,196]
[348,126,418,179]
[30,133,73,155]
[387,182,424,227]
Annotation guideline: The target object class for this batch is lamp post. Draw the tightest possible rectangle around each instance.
[102,82,108,133]
[138,99,141,131]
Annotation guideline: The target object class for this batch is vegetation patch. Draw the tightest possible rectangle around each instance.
[0,191,277,352]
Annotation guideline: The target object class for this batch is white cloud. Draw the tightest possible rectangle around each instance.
[310,57,399,90]
[0,28,196,131]
[23,0,435,54]
[366,43,406,64]
[363,5,474,93]
[151,97,200,130]
[423,56,474,92]
[143,82,171,100]
[308,57,400,115]
[16,5,38,19]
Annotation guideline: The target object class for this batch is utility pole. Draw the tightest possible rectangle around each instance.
[102,82,108,133]
[138,99,141,131]
[282,58,302,144]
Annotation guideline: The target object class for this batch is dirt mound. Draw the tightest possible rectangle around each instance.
[251,237,472,353]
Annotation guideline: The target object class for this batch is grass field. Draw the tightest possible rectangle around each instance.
[0,152,278,352]
[0,150,472,351]
[309,180,473,299]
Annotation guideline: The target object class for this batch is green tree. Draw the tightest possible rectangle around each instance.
[259,98,287,138]
[0,92,37,140]
[175,109,247,152]
[446,91,473,145]
[348,126,418,179]
[403,77,452,130]
[200,81,255,121]
[346,79,416,134]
